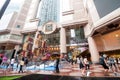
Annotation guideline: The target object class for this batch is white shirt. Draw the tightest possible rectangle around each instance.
[11,58,15,64]
[84,58,89,64]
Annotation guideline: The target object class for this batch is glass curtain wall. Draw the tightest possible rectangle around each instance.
[38,0,60,26]
[37,0,60,46]
[43,32,60,46]
[75,27,86,43]
[66,26,86,44]
[94,0,120,18]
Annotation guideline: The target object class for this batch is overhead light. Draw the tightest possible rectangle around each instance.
[115,34,119,37]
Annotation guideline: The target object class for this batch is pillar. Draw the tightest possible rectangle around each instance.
[88,36,99,63]
[60,27,67,53]
[32,31,39,53]
[25,0,40,22]
[15,45,20,56]
[11,45,20,59]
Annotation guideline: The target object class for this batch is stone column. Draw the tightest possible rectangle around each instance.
[60,27,67,53]
[87,0,100,22]
[14,45,20,55]
[32,31,39,53]
[88,36,99,63]
[26,0,40,22]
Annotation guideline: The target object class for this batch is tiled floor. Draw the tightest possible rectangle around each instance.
[0,64,120,77]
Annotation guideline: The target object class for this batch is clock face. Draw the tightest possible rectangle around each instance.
[42,21,57,34]
[45,24,53,32]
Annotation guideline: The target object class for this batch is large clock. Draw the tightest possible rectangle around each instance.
[42,21,57,34]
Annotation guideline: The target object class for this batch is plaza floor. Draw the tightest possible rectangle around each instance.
[0,63,120,78]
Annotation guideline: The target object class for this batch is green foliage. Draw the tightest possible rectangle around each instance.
[0,76,21,80]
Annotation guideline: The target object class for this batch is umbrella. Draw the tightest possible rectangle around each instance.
[51,52,60,59]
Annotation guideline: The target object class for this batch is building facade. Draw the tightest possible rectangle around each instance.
[22,0,87,57]
[22,0,60,56]
[0,0,33,56]
[60,0,88,56]
[0,0,120,63]
[83,0,120,63]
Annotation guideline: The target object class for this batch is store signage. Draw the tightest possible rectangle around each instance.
[42,21,57,34]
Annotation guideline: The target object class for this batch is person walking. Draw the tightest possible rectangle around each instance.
[99,55,109,73]
[10,58,15,71]
[108,56,118,75]
[76,56,85,75]
[83,56,91,76]
[24,57,28,72]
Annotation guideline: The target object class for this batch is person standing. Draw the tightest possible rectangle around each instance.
[18,57,24,73]
[24,57,28,72]
[15,54,19,71]
[83,56,90,70]
[0,56,2,65]
[1,55,8,68]
[79,56,84,69]
[55,57,60,73]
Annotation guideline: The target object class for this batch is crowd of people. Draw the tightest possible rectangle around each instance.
[0,55,28,73]
[99,54,120,75]
[0,52,120,76]
[0,52,60,74]
[67,53,120,76]
[67,54,91,76]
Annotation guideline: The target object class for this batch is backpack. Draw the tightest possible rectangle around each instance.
[99,57,104,64]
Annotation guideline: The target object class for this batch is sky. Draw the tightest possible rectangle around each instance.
[0,0,71,28]
[0,0,70,18]
[0,0,6,10]
[0,0,25,30]
[0,0,69,24]
[0,0,75,36]
[0,0,22,9]
[0,0,25,15]
[61,0,70,12]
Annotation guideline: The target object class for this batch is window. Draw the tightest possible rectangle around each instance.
[16,25,21,28]
[94,0,120,18]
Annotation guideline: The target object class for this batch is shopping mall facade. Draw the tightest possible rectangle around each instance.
[0,0,120,63]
